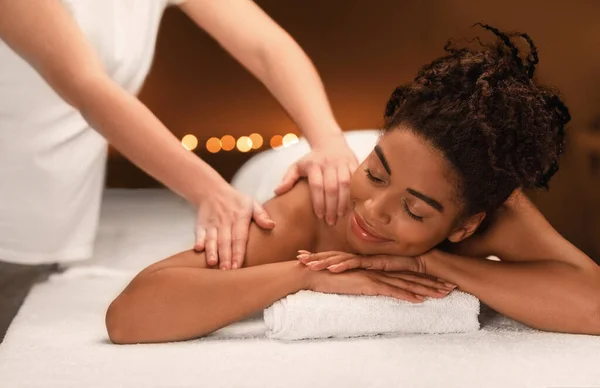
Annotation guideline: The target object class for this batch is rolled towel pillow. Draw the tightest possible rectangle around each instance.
[264,290,480,340]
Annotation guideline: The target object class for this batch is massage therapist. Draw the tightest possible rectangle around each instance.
[0,0,357,269]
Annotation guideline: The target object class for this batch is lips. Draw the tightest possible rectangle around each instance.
[350,211,393,243]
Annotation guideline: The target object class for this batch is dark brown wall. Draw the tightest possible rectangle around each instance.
[107,0,600,261]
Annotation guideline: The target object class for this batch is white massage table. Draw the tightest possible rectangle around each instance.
[1,131,599,387]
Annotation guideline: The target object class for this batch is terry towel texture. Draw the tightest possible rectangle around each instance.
[264,290,480,340]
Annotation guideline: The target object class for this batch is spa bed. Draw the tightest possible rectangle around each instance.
[1,131,598,387]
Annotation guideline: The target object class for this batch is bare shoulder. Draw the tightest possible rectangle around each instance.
[245,180,318,267]
[453,190,596,268]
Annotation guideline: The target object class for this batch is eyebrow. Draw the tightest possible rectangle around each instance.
[374,145,391,175]
[407,188,444,213]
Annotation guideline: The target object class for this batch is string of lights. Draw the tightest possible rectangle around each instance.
[181,133,299,153]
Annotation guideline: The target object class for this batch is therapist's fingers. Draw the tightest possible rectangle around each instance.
[217,225,233,270]
[252,201,276,230]
[231,213,251,270]
[323,167,338,226]
[307,166,325,220]
[194,226,206,253]
[205,227,218,267]
[274,164,301,195]
[336,165,352,218]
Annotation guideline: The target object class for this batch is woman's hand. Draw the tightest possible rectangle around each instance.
[274,134,358,226]
[298,250,457,290]
[306,265,456,303]
[195,183,275,270]
[297,250,427,273]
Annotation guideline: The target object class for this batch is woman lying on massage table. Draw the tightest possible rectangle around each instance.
[106,25,600,344]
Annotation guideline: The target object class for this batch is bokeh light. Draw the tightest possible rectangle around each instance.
[270,135,283,148]
[249,133,263,149]
[181,134,198,151]
[282,133,299,148]
[221,135,236,151]
[206,137,221,153]
[236,136,253,153]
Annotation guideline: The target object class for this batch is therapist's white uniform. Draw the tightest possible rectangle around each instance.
[0,0,183,264]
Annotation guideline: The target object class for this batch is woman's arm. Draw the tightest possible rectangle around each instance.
[107,256,311,344]
[106,183,318,344]
[424,250,600,334]
[426,191,600,334]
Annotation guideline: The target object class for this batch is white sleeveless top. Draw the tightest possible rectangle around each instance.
[0,0,183,264]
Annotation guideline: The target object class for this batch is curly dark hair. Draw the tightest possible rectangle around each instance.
[383,23,571,217]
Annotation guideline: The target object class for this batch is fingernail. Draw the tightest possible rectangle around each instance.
[438,289,450,294]
[307,261,319,267]
[444,282,457,288]
[316,213,324,219]
[232,263,238,269]
[297,254,309,260]
[415,295,425,300]
[327,218,335,226]
[298,250,311,255]
[327,264,340,270]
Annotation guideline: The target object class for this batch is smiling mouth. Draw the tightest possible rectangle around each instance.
[350,211,393,243]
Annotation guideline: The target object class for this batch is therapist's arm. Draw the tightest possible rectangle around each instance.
[179,0,340,148]
[179,0,359,225]
[0,0,274,268]
[0,0,216,206]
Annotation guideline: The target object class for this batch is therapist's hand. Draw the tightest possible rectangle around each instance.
[274,134,358,226]
[195,183,275,270]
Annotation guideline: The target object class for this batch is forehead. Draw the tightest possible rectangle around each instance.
[376,129,457,199]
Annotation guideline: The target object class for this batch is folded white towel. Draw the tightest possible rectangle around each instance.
[264,290,480,340]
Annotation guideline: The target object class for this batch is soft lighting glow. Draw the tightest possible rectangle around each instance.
[282,133,299,148]
[221,135,235,151]
[236,136,253,152]
[206,137,221,153]
[249,133,263,149]
[270,135,283,148]
[181,134,198,151]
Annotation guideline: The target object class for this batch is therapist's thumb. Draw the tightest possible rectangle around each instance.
[253,202,276,229]
[274,165,301,195]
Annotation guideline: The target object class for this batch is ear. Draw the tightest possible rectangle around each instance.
[447,212,486,243]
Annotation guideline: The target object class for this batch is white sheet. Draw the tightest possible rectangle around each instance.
[1,189,599,388]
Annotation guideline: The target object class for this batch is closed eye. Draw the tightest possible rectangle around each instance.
[364,168,385,184]
[403,198,424,222]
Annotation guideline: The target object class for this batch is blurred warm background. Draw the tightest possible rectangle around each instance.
[107,0,600,262]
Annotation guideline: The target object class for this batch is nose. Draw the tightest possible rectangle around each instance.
[363,194,392,225]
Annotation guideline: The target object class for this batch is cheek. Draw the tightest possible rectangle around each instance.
[349,169,369,201]
[386,219,449,256]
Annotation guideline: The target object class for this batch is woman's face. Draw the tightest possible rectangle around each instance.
[345,128,465,256]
